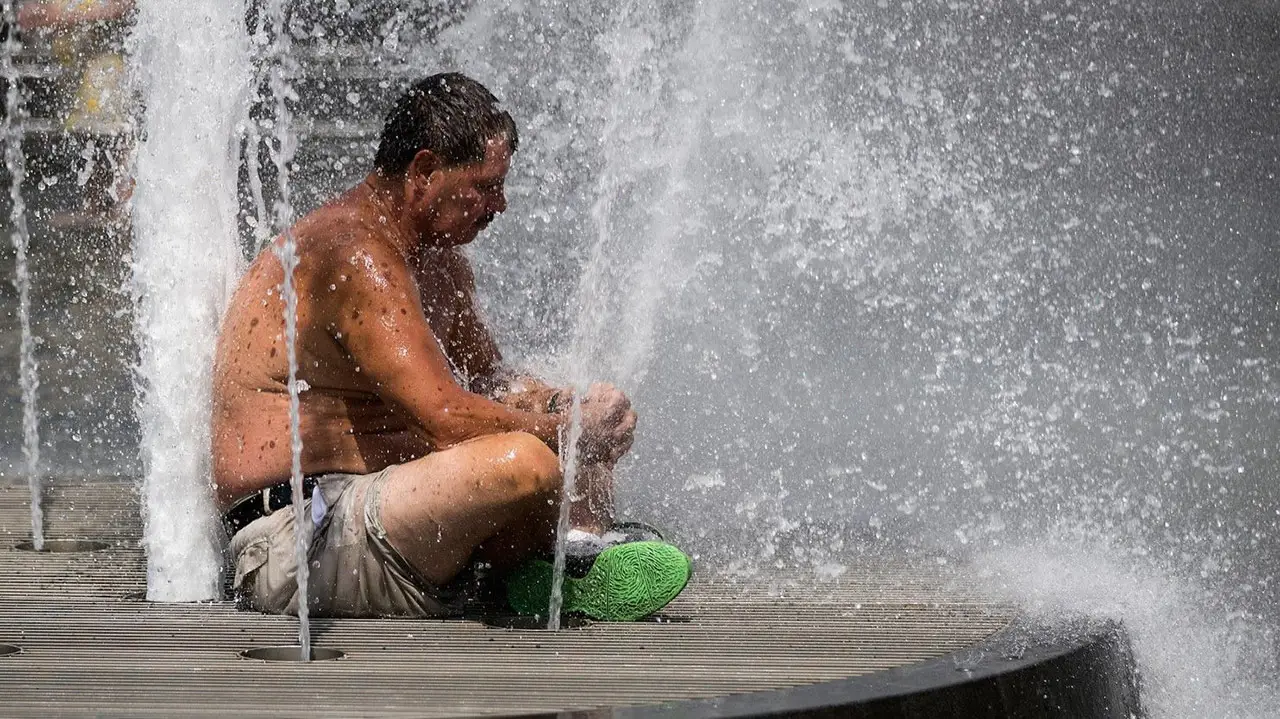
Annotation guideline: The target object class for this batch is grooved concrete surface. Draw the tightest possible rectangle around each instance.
[0,480,1014,717]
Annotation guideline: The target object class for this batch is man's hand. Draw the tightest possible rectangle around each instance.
[577,382,637,465]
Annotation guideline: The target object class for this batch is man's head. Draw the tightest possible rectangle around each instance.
[373,73,518,246]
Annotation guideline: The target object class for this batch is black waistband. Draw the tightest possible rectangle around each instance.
[222,475,320,536]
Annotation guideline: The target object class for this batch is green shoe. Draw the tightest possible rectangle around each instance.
[506,541,692,622]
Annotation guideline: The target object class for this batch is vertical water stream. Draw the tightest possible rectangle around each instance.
[262,0,309,659]
[542,0,722,626]
[131,0,249,600]
[1,0,42,550]
[276,233,308,657]
[547,396,583,629]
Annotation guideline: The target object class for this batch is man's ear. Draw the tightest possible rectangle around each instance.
[406,149,443,188]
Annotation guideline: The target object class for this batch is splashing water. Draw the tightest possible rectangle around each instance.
[131,0,250,601]
[976,540,1280,717]
[2,0,42,550]
[414,1,1280,714]
[541,1,733,626]
[25,0,1264,709]
[570,0,727,387]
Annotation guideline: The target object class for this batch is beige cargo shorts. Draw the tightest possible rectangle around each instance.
[228,468,455,618]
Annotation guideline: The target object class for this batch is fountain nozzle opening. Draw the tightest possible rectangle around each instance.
[240,646,345,662]
[15,539,109,553]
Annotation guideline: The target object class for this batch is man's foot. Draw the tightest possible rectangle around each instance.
[562,520,665,565]
[506,540,692,622]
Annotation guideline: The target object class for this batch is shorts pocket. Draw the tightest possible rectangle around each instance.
[230,510,296,613]
[232,539,270,591]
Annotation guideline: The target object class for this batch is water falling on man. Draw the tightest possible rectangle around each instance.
[211,73,690,620]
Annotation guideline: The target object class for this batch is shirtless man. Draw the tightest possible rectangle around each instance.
[211,73,690,620]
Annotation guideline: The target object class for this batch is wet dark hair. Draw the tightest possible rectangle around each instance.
[373,72,518,176]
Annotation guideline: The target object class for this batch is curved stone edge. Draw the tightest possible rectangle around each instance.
[549,616,1142,719]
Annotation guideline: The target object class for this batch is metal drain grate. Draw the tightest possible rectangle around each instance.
[0,479,1014,718]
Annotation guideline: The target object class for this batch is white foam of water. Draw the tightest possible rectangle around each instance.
[975,541,1280,719]
[604,2,724,386]
[2,0,42,550]
[562,0,726,388]
[130,0,250,601]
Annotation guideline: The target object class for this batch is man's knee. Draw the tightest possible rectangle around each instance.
[503,432,562,499]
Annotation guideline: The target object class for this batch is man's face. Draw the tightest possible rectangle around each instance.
[414,136,511,247]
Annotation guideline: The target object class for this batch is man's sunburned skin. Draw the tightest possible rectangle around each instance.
[211,139,585,513]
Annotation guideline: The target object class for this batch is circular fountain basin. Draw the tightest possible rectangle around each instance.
[0,645,20,657]
[14,539,109,553]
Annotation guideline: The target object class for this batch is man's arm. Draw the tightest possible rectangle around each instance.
[328,242,565,451]
[436,249,568,412]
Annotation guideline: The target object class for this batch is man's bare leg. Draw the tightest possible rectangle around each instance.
[377,431,561,586]
[569,462,615,534]
[381,434,689,622]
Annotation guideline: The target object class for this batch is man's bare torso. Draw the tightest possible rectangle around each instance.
[211,182,492,510]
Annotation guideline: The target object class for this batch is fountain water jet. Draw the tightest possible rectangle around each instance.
[260,0,312,659]
[540,1,728,626]
[546,395,583,629]
[2,0,42,551]
[572,0,724,386]
[130,0,251,601]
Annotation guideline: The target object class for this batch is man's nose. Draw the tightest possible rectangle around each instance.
[491,189,507,215]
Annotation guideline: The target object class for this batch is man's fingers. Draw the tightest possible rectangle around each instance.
[613,431,635,461]
[611,411,637,460]
[581,383,634,463]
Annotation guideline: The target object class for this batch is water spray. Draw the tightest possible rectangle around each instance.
[1,0,43,551]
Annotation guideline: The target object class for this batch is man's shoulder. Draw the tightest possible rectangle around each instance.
[295,203,406,276]
[295,197,376,249]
